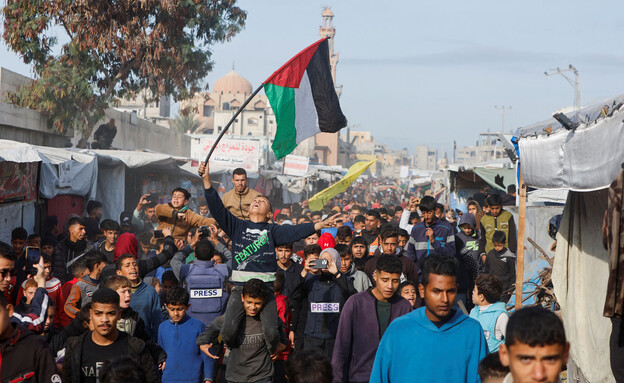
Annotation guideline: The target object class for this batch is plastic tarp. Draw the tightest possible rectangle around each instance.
[36,146,98,200]
[552,190,615,382]
[473,166,516,192]
[517,97,624,191]
[0,140,41,163]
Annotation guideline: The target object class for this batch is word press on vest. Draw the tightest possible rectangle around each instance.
[190,289,223,298]
[311,302,340,313]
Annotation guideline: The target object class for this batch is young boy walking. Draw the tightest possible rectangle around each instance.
[159,286,213,383]
[197,279,287,383]
[116,254,162,341]
[484,231,516,301]
[470,274,509,352]
[479,194,517,257]
[64,251,107,320]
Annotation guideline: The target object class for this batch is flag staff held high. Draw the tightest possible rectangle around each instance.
[201,37,347,171]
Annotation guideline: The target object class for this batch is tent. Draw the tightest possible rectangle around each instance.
[515,97,624,383]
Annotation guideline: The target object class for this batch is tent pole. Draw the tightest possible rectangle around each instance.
[515,174,527,310]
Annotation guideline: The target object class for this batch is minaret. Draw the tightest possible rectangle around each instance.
[319,7,342,97]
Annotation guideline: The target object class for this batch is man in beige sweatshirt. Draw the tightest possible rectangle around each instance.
[221,168,261,220]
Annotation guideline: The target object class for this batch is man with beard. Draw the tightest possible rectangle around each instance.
[222,168,261,220]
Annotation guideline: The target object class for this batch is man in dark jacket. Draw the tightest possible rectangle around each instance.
[0,292,59,382]
[62,288,159,383]
[364,228,418,285]
[405,196,456,273]
[91,119,117,149]
[53,217,93,283]
[332,255,412,383]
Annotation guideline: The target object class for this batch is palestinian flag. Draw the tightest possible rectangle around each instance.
[264,38,347,159]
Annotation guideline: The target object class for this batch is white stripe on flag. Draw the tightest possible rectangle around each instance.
[294,70,320,144]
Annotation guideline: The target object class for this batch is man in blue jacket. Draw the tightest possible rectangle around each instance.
[370,255,488,383]
[405,196,456,275]
[197,161,339,355]
[332,255,412,383]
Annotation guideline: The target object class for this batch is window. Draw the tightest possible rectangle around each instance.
[203,105,214,117]
[247,118,258,125]
[222,102,230,110]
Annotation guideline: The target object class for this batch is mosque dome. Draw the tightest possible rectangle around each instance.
[212,70,253,96]
[322,8,334,17]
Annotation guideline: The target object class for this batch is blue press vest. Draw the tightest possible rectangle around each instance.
[182,261,229,326]
[305,278,344,340]
[469,301,508,352]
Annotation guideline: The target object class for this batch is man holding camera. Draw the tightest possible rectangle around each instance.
[133,194,160,232]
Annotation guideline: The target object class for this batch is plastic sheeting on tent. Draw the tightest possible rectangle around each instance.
[552,190,615,382]
[36,146,98,200]
[0,140,41,163]
[0,140,99,201]
[517,96,624,192]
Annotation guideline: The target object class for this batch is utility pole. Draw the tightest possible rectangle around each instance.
[545,65,581,114]
[494,105,512,133]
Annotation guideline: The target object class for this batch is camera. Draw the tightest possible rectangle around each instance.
[198,226,210,239]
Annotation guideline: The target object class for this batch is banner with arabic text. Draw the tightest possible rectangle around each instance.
[191,136,260,172]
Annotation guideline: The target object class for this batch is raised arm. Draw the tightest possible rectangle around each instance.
[199,161,240,239]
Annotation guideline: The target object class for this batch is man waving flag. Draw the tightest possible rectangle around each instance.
[264,38,347,159]
[201,38,347,165]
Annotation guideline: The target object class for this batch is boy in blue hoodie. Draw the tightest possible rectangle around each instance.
[159,286,212,383]
[370,255,488,383]
[470,273,509,352]
[116,254,162,341]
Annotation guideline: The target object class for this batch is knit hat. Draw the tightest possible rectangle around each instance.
[320,247,341,268]
[114,232,138,260]
[318,232,335,250]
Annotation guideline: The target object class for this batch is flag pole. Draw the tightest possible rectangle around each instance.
[200,83,265,173]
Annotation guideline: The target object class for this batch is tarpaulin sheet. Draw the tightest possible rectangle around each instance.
[473,166,517,192]
[36,146,98,200]
[518,106,624,192]
[552,190,615,382]
[0,140,42,163]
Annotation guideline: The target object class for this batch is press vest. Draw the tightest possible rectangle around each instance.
[481,210,513,254]
[182,261,229,326]
[305,279,344,340]
[469,301,508,352]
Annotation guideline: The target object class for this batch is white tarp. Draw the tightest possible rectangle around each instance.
[517,98,624,192]
[87,149,183,169]
[0,140,41,163]
[552,190,615,382]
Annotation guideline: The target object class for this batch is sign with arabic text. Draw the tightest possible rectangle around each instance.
[191,136,260,172]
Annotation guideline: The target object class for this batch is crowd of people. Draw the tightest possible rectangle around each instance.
[0,163,569,383]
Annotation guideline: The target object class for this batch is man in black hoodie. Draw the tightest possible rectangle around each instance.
[53,216,93,283]
[0,289,59,382]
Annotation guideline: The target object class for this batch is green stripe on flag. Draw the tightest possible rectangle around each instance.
[265,83,297,160]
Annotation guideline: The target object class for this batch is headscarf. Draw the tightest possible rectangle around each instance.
[114,232,138,261]
[320,247,341,268]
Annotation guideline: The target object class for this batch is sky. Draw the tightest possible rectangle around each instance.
[2,0,624,154]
